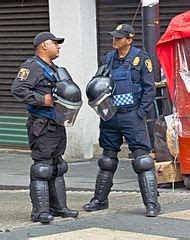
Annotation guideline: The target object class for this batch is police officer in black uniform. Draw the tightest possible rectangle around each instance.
[11,32,79,223]
[84,24,161,217]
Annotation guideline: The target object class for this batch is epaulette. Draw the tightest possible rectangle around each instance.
[140,49,149,56]
[25,58,35,64]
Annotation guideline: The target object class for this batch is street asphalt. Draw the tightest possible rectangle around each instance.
[0,152,190,240]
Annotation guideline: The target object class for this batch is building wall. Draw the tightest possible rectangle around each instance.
[48,0,99,159]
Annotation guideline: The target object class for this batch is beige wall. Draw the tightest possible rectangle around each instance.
[48,0,99,159]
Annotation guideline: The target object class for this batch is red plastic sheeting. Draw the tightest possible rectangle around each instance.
[156,10,190,102]
[156,10,190,174]
[175,39,190,174]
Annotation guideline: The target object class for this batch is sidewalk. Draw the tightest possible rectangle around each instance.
[0,152,186,192]
[0,152,138,191]
[0,152,190,239]
[1,188,190,239]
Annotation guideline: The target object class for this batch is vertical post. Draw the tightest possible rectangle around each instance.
[141,0,161,148]
[48,0,99,159]
[142,0,160,82]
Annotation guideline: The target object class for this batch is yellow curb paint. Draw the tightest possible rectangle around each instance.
[29,227,177,240]
[160,210,190,220]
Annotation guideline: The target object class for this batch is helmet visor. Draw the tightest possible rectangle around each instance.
[54,98,82,127]
[89,95,117,121]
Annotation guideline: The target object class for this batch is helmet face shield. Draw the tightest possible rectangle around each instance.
[54,97,82,127]
[89,94,117,121]
[52,67,83,127]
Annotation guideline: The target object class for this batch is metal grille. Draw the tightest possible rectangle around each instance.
[0,0,49,147]
[96,0,190,58]
[0,0,49,116]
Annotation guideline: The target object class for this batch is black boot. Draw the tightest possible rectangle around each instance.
[30,180,54,223]
[138,170,161,217]
[146,202,161,217]
[83,170,113,212]
[83,198,109,212]
[132,153,161,217]
[49,176,78,218]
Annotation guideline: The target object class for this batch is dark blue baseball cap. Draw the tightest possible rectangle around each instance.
[33,32,65,48]
[109,24,135,38]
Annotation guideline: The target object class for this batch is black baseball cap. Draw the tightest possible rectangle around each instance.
[33,32,65,48]
[109,24,135,38]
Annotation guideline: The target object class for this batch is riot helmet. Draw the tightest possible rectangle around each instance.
[86,70,117,121]
[52,67,82,126]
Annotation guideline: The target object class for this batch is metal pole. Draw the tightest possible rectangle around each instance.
[141,0,161,148]
[141,0,160,82]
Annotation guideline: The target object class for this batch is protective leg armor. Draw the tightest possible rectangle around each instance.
[30,163,53,223]
[83,150,118,212]
[49,160,78,218]
[132,153,161,217]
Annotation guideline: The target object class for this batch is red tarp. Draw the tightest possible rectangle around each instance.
[156,10,190,102]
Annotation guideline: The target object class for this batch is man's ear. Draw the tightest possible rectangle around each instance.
[41,42,47,50]
[128,38,133,44]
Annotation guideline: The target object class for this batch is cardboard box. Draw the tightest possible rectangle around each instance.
[155,161,183,184]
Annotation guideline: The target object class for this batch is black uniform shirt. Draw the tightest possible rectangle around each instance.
[11,56,57,109]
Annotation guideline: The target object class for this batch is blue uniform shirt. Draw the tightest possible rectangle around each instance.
[101,46,156,119]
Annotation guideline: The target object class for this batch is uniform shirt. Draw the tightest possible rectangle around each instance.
[11,56,57,109]
[101,47,156,119]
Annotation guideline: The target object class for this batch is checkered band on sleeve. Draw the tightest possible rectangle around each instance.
[113,93,134,106]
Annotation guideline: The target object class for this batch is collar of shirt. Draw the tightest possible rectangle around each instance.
[35,56,57,72]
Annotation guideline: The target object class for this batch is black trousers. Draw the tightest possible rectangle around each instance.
[26,115,66,164]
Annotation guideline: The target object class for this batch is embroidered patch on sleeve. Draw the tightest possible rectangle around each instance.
[145,59,153,72]
[17,68,30,80]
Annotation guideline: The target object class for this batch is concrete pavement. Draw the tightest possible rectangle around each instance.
[0,152,185,192]
[0,152,190,239]
[0,152,138,191]
[1,190,190,239]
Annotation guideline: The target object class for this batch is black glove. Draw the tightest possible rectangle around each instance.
[94,64,110,77]
[53,67,72,82]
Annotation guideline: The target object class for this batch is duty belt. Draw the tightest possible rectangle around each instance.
[29,114,57,126]
[116,105,139,113]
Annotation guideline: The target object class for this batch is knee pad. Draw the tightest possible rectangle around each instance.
[30,163,53,180]
[98,155,118,173]
[57,160,68,176]
[53,160,68,177]
[132,155,154,174]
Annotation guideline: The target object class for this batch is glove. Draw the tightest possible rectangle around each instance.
[94,64,110,77]
[53,67,72,82]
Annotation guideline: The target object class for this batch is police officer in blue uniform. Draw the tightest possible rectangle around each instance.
[84,24,161,217]
[11,32,80,223]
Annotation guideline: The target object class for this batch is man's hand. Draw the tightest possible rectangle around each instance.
[94,64,110,77]
[44,94,54,107]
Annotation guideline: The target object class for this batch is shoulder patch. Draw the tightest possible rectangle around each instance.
[17,68,30,80]
[145,59,153,72]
